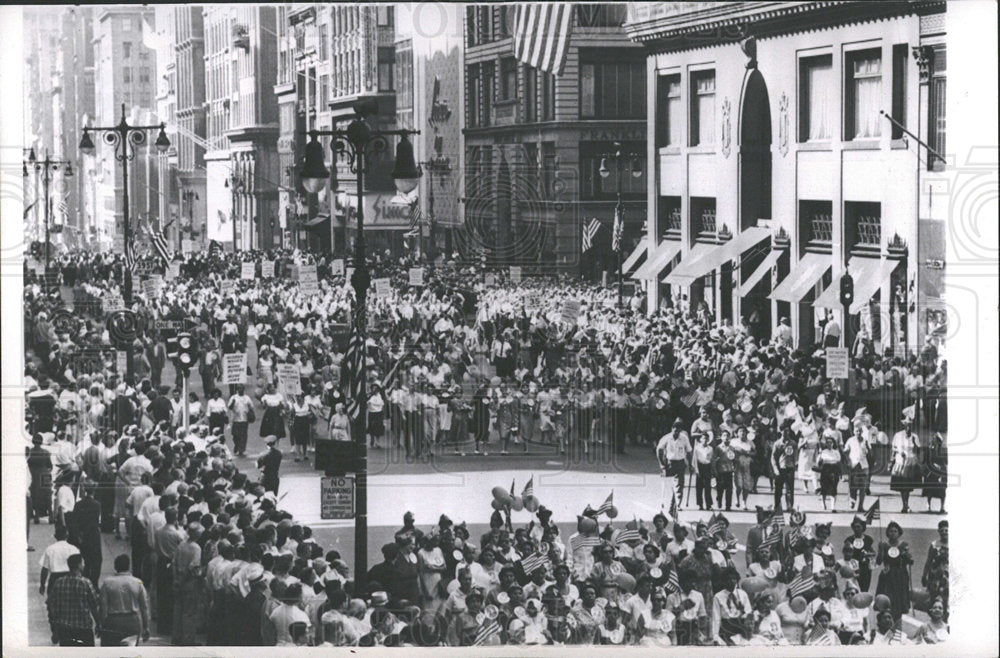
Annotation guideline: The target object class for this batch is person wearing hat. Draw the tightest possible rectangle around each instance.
[842,516,875,592]
[875,521,912,622]
[802,605,841,645]
[889,418,921,513]
[256,436,283,495]
[656,418,692,509]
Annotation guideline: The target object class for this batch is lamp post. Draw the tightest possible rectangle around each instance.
[598,142,643,308]
[80,103,170,380]
[25,149,74,278]
[418,155,451,268]
[299,99,420,590]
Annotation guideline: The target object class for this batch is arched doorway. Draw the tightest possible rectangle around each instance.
[738,69,774,337]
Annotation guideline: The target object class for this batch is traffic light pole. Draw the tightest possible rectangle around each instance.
[182,371,190,434]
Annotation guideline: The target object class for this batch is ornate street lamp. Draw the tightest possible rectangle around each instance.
[25,150,74,277]
[598,142,643,308]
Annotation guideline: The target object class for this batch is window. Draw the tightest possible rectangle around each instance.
[689,70,715,146]
[482,61,495,126]
[575,4,627,27]
[121,18,134,32]
[928,45,946,170]
[659,196,682,235]
[891,44,907,139]
[319,74,329,107]
[541,142,556,197]
[691,197,718,239]
[466,7,476,46]
[378,47,394,91]
[500,57,517,101]
[467,65,480,127]
[799,54,832,141]
[845,201,881,250]
[579,52,646,119]
[123,67,131,83]
[123,42,132,59]
[656,73,681,147]
[580,142,647,200]
[500,6,513,37]
[466,145,481,197]
[541,71,555,121]
[395,44,413,111]
[319,24,328,60]
[845,48,882,140]
[477,7,491,43]
[523,142,539,192]
[376,5,394,27]
[800,200,833,247]
[140,69,150,83]
[524,66,537,122]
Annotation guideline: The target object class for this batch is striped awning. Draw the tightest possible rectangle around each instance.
[814,258,900,314]
[769,252,832,304]
[621,238,648,275]
[632,240,682,280]
[663,227,771,286]
[739,249,784,296]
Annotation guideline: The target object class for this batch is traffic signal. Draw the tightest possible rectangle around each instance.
[839,273,854,307]
[166,332,199,373]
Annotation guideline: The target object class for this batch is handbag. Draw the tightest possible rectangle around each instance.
[248,407,256,423]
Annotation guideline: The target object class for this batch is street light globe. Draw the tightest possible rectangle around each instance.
[598,158,611,179]
[154,127,171,153]
[65,163,74,178]
[302,176,327,195]
[79,131,96,156]
[631,157,643,177]
[300,135,330,194]
[392,134,421,194]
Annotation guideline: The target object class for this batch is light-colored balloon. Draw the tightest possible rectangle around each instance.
[874,594,892,612]
[606,505,619,519]
[789,596,807,614]
[851,592,874,609]
[511,496,524,511]
[615,572,636,593]
[740,576,769,597]
[524,495,540,513]
[491,486,508,500]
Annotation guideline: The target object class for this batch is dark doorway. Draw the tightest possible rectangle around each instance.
[739,69,773,336]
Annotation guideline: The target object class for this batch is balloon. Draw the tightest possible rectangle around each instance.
[625,520,638,531]
[511,496,524,512]
[491,486,507,500]
[615,572,636,594]
[839,563,856,579]
[851,592,874,609]
[606,506,619,519]
[874,594,891,612]
[491,498,505,511]
[524,495,540,513]
[500,494,514,508]
[911,587,931,612]
[577,515,598,534]
[789,596,807,614]
[739,576,769,597]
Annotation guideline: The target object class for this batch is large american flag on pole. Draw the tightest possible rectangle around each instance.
[513,5,573,77]
[343,322,366,420]
[612,204,624,253]
[581,217,601,253]
[123,237,137,272]
[147,220,174,264]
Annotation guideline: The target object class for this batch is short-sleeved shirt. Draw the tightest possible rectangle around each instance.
[40,540,80,573]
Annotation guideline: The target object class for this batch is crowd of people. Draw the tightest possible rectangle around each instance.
[23,247,948,646]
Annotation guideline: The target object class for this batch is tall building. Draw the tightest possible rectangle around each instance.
[153,7,177,250]
[274,4,299,250]
[174,6,207,252]
[89,6,157,250]
[462,4,647,271]
[203,6,279,251]
[624,0,946,350]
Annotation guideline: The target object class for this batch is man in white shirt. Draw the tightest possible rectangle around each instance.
[657,419,692,506]
[844,426,871,511]
[39,525,80,596]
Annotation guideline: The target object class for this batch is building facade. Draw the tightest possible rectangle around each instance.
[90,7,157,250]
[153,7,177,252]
[624,0,946,350]
[462,4,647,272]
[203,5,279,251]
[173,6,207,253]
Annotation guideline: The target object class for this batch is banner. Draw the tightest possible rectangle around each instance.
[222,352,248,384]
[332,259,345,276]
[165,262,181,280]
[142,275,164,299]
[825,347,849,379]
[102,294,125,313]
[277,363,302,395]
[510,266,522,284]
[220,280,236,297]
[116,350,128,374]
[241,262,256,280]
[261,260,275,278]
[408,267,424,287]
[299,264,319,296]
[373,277,391,297]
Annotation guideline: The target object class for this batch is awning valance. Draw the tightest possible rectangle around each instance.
[305,214,330,228]
[739,249,784,296]
[663,227,771,286]
[768,252,831,303]
[621,238,648,275]
[813,257,900,314]
[632,240,682,280]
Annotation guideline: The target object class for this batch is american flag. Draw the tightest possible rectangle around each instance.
[473,618,501,646]
[123,238,137,271]
[760,526,782,550]
[706,515,726,538]
[569,533,601,554]
[664,566,681,593]
[614,528,642,546]
[807,627,834,645]
[521,477,534,499]
[147,220,174,264]
[889,628,905,644]
[612,204,623,253]
[595,491,613,516]
[343,323,366,420]
[404,199,421,238]
[864,499,881,525]
[769,511,786,528]
[513,5,573,77]
[518,551,550,575]
[787,571,815,598]
[581,217,601,253]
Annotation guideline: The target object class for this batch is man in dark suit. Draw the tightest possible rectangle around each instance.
[257,436,283,494]
[70,483,103,588]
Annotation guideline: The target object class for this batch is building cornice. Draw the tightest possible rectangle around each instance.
[624,0,945,51]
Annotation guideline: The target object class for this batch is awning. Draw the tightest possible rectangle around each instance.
[620,238,648,274]
[661,243,715,286]
[632,240,682,280]
[663,226,771,286]
[768,252,831,303]
[305,214,330,228]
[739,249,784,296]
[814,258,901,314]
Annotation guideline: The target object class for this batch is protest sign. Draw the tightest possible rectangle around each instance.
[261,260,275,278]
[561,299,582,327]
[408,267,424,287]
[510,266,522,284]
[142,275,164,298]
[166,262,181,280]
[485,273,496,287]
[332,259,345,276]
[374,277,391,297]
[825,347,849,379]
[277,363,302,395]
[299,264,319,296]
[102,294,125,313]
[241,262,256,280]
[222,352,248,384]
[220,280,236,297]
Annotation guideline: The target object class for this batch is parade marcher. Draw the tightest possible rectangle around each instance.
[875,521,913,622]
[98,554,151,646]
[257,436,283,495]
[46,553,100,646]
[656,418,692,507]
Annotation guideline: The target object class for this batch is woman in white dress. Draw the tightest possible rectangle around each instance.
[637,588,676,647]
[795,409,820,495]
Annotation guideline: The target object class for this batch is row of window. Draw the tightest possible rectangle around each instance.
[467,61,555,127]
[656,44,945,161]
